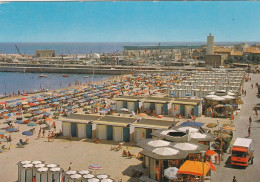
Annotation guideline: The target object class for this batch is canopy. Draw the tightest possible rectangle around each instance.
[178,160,210,176]
[173,143,198,151]
[179,121,204,128]
[152,147,179,156]
[147,140,170,148]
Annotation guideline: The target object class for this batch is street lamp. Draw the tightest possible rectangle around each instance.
[201,150,206,182]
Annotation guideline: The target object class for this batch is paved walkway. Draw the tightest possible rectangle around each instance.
[212,73,260,182]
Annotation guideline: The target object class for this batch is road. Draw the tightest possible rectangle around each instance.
[212,73,260,182]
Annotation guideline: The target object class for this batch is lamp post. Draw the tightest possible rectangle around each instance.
[201,150,206,182]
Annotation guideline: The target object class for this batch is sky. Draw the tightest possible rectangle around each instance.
[0,2,259,42]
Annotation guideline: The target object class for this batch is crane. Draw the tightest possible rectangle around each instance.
[15,44,23,56]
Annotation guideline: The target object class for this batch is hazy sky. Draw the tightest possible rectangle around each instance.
[0,2,259,42]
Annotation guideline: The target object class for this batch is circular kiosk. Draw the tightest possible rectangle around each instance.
[35,167,48,182]
[20,163,33,182]
[33,164,45,176]
[69,174,82,182]
[48,167,62,182]
[64,171,77,182]
[18,161,31,182]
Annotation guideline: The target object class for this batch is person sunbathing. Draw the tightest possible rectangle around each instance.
[94,138,100,144]
[128,151,136,158]
[122,150,128,157]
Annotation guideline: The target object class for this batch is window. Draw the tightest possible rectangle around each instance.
[232,151,247,158]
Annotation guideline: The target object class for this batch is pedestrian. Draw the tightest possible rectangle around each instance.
[248,127,251,137]
[255,107,258,117]
[251,84,253,89]
[37,128,41,139]
[42,129,45,138]
[249,116,252,126]
[218,154,221,164]
[245,90,246,96]
[232,176,237,182]
[251,151,254,165]
[48,131,51,142]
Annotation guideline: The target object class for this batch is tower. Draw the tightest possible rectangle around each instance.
[206,33,214,55]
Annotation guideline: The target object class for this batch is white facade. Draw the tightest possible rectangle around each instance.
[77,124,85,138]
[62,122,70,137]
[97,125,107,140]
[134,128,146,142]
[113,126,123,141]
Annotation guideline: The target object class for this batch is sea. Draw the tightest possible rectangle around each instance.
[1,42,260,55]
[0,72,111,96]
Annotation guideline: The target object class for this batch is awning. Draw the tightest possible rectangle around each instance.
[178,160,210,176]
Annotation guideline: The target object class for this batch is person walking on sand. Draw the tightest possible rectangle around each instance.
[42,129,45,138]
[255,107,258,117]
[248,127,251,137]
[249,116,252,126]
[233,176,237,182]
[37,128,41,139]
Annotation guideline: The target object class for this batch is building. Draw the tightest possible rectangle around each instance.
[206,34,214,55]
[35,50,55,58]
[205,55,224,67]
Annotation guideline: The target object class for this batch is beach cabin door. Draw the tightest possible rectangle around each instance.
[163,104,168,115]
[180,105,185,116]
[134,102,139,112]
[150,103,155,110]
[123,127,130,142]
[71,123,77,137]
[86,124,92,139]
[146,129,152,138]
[107,126,113,140]
[193,106,199,117]
[123,101,127,108]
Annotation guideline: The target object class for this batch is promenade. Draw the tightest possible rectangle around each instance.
[212,73,260,182]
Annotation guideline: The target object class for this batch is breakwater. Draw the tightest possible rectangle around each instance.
[0,63,205,75]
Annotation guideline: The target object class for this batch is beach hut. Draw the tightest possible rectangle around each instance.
[33,164,45,177]
[93,116,136,142]
[132,119,173,142]
[113,96,143,112]
[18,161,31,182]
[19,163,34,182]
[35,167,49,182]
[48,167,62,182]
[59,114,102,139]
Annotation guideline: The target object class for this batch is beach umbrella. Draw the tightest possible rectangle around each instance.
[47,164,57,168]
[138,113,147,117]
[89,164,102,175]
[78,170,90,175]
[147,140,170,148]
[120,108,128,112]
[88,178,100,182]
[6,128,18,132]
[22,131,33,136]
[35,164,45,168]
[96,175,108,179]
[101,179,113,182]
[27,123,37,127]
[32,161,42,165]
[205,150,217,156]
[83,174,95,179]
[222,126,236,131]
[38,167,48,172]
[24,113,32,118]
[70,174,82,179]
[66,170,77,175]
[164,167,178,180]
[206,123,217,128]
[217,133,231,139]
[152,147,179,156]
[50,167,61,172]
[43,112,51,116]
[222,123,235,127]
[0,131,5,135]
[173,143,198,151]
[15,120,24,124]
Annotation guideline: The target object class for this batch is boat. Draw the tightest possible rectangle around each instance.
[62,74,69,77]
[39,75,48,78]
[84,76,90,78]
